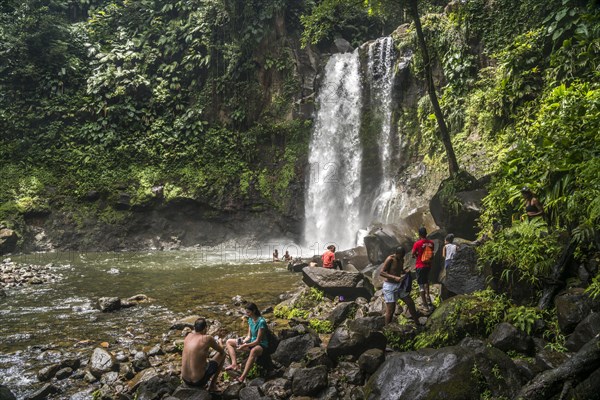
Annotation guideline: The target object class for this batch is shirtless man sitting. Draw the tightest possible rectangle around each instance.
[379,247,420,325]
[181,318,225,391]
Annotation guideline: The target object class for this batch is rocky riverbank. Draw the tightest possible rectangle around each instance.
[0,259,63,290]
[2,257,600,400]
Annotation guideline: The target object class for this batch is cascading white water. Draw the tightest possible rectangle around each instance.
[367,36,398,223]
[303,50,363,252]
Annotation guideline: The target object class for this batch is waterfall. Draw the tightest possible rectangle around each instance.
[303,50,363,252]
[367,36,397,223]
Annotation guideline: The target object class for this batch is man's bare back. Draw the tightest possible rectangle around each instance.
[382,254,407,282]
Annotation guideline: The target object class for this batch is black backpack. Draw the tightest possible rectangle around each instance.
[264,327,279,355]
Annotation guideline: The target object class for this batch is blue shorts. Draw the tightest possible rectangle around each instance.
[383,281,410,303]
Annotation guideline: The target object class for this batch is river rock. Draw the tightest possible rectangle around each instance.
[132,351,151,371]
[288,260,308,273]
[363,227,401,264]
[302,266,373,300]
[24,383,59,400]
[37,363,61,381]
[304,347,333,369]
[136,375,179,400]
[442,245,485,298]
[335,361,364,385]
[272,333,321,367]
[89,347,118,377]
[336,246,369,271]
[332,38,353,53]
[98,297,122,312]
[566,311,600,352]
[489,322,534,355]
[0,385,16,400]
[365,338,520,399]
[222,382,244,400]
[292,366,328,396]
[55,367,73,380]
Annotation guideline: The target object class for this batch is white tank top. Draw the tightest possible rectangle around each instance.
[445,243,457,260]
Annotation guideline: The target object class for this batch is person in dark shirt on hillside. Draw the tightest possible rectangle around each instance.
[521,187,544,219]
[412,227,435,312]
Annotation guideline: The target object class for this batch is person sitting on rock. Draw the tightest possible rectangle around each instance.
[272,249,279,262]
[283,250,292,262]
[521,186,544,219]
[322,245,336,268]
[224,302,269,383]
[380,247,419,325]
[181,318,225,391]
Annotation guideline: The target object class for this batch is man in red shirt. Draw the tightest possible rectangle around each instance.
[412,227,434,312]
[322,245,336,268]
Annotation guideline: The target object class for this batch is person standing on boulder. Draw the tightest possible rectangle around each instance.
[412,227,435,312]
[181,318,225,391]
[380,247,419,325]
[322,245,336,268]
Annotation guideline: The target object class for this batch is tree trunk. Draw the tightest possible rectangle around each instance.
[406,0,459,177]
[516,334,600,400]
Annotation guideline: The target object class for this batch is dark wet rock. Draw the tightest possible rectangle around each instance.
[363,227,401,264]
[335,361,364,385]
[288,260,308,272]
[84,370,98,383]
[318,386,338,400]
[348,316,385,335]
[442,245,485,298]
[566,312,600,352]
[239,386,263,400]
[292,366,328,396]
[0,228,18,255]
[327,302,356,328]
[60,358,81,370]
[222,382,244,400]
[272,333,321,367]
[535,344,570,371]
[302,266,373,300]
[0,385,16,400]
[55,367,73,380]
[24,383,59,400]
[305,347,333,369]
[136,375,179,400]
[327,325,386,361]
[512,358,538,383]
[37,363,61,381]
[171,385,211,400]
[555,288,600,334]
[489,322,534,355]
[365,339,520,399]
[261,377,291,399]
[247,377,265,387]
[120,363,136,380]
[358,349,385,374]
[128,294,150,302]
[89,347,118,377]
[98,297,122,312]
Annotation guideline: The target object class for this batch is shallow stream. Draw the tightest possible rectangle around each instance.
[0,249,302,398]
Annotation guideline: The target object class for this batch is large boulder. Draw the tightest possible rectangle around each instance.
[272,333,321,367]
[364,338,521,399]
[442,245,485,298]
[171,385,211,400]
[555,288,600,334]
[327,301,357,328]
[0,228,18,255]
[302,266,373,300]
[488,322,534,355]
[336,246,369,271]
[0,385,16,400]
[291,366,328,396]
[98,297,122,312]
[363,227,402,264]
[565,312,600,352]
[429,173,484,241]
[136,375,179,400]
[327,325,386,361]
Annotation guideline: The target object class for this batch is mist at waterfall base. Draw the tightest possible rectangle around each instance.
[304,37,403,252]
